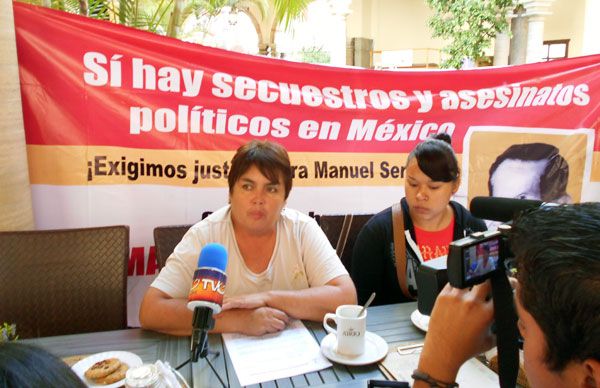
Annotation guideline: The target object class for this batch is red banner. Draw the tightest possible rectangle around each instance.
[15,2,600,156]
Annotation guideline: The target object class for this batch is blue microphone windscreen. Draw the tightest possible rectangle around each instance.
[197,243,228,271]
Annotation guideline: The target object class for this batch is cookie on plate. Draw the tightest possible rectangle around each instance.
[84,358,121,380]
[94,362,129,385]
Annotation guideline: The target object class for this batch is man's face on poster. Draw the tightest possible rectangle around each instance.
[490,159,548,200]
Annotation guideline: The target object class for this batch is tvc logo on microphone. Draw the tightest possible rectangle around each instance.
[188,270,226,300]
[187,243,228,313]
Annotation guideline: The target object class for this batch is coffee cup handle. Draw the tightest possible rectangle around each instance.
[323,313,337,335]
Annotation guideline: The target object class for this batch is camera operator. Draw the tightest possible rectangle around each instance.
[413,203,600,388]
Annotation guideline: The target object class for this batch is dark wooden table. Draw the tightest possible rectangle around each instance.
[23,302,424,387]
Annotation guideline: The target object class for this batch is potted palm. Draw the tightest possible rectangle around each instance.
[0,323,18,342]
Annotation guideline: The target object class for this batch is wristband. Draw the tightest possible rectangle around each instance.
[411,369,458,388]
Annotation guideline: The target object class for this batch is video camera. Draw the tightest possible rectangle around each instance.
[416,196,547,314]
[444,196,556,289]
[415,226,513,315]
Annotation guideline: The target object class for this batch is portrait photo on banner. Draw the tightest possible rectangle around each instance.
[461,126,595,211]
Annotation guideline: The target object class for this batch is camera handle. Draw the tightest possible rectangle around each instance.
[490,271,519,388]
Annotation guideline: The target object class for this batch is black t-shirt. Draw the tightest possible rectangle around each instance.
[350,198,487,306]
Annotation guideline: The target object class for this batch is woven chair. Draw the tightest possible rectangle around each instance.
[0,226,129,339]
[319,214,373,271]
[153,225,192,269]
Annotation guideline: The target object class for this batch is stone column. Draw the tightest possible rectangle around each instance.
[509,5,528,65]
[520,0,555,63]
[526,15,546,63]
[352,37,373,69]
[327,0,352,66]
[493,31,510,66]
[0,0,35,230]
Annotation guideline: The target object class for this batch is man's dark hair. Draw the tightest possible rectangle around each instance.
[406,133,459,182]
[510,203,600,371]
[228,140,293,199]
[488,143,569,201]
[0,342,86,387]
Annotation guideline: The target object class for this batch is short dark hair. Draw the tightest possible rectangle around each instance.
[228,140,293,199]
[488,143,569,201]
[0,342,86,387]
[406,133,459,182]
[510,203,600,371]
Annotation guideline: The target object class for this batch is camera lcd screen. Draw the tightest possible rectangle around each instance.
[463,238,500,281]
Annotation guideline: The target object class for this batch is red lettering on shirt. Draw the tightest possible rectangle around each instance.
[414,217,454,261]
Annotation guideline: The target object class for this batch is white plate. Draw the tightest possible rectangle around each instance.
[71,351,143,388]
[320,331,388,366]
[410,309,430,332]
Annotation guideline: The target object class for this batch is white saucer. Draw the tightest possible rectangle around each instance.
[72,351,143,388]
[320,331,388,366]
[410,309,430,332]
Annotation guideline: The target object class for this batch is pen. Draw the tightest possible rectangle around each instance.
[368,379,409,388]
[396,343,424,354]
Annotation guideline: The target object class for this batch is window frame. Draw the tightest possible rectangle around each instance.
[542,39,570,61]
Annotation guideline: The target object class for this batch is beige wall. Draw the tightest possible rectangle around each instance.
[347,0,369,40]
[347,0,589,61]
[545,0,586,57]
[582,0,600,54]
[0,0,35,230]
[347,0,443,51]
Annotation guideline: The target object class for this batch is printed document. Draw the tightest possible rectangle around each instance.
[222,320,331,386]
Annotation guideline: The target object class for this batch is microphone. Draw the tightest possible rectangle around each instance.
[470,196,543,223]
[187,243,228,362]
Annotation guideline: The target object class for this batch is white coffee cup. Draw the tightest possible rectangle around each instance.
[323,304,366,356]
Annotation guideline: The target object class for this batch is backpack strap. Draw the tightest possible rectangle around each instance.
[392,202,415,300]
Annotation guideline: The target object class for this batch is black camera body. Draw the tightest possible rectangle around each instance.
[447,228,510,289]
[416,256,448,315]
[416,226,513,314]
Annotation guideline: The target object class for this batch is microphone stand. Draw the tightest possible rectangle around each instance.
[176,307,229,388]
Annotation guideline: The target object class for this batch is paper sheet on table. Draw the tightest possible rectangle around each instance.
[222,320,332,386]
[380,344,499,388]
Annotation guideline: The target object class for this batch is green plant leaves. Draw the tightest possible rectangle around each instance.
[0,323,18,342]
[426,0,514,68]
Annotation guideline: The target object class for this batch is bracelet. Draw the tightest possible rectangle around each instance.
[411,369,458,388]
